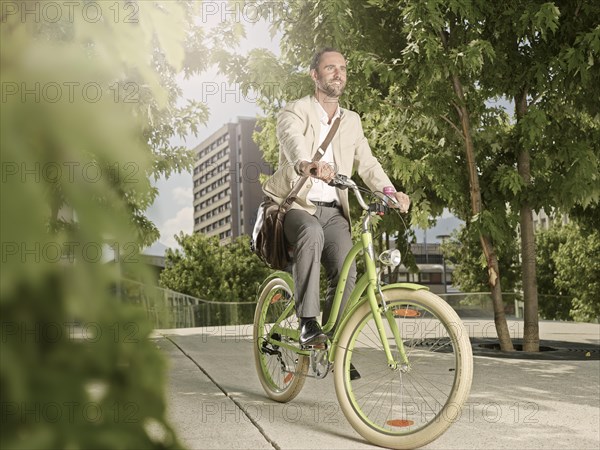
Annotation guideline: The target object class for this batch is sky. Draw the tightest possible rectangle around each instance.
[146,15,280,251]
[145,12,463,254]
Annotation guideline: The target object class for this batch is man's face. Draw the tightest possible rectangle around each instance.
[311,51,347,98]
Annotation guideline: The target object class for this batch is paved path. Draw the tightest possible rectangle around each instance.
[154,320,600,449]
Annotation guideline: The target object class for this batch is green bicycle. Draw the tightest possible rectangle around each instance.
[253,175,473,449]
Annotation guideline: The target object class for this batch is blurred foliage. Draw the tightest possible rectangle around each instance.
[553,224,600,322]
[0,1,213,448]
[160,234,271,303]
[535,222,572,321]
[537,223,600,322]
[445,219,600,323]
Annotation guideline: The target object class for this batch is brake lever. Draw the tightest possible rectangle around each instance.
[384,194,400,207]
[370,202,387,216]
[328,174,349,189]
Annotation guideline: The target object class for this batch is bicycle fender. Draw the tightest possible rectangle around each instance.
[256,271,294,301]
[329,283,428,362]
[382,282,429,292]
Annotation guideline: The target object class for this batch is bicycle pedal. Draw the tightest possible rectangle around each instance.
[302,342,327,350]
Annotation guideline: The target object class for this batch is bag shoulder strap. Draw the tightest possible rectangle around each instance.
[281,116,341,210]
[312,116,341,164]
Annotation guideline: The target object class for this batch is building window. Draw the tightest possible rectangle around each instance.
[430,273,442,284]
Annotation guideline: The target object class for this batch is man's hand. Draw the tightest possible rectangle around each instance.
[391,191,411,213]
[299,160,336,183]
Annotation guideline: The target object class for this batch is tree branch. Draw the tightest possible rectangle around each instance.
[440,114,465,140]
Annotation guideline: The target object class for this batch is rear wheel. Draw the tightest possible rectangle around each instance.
[253,277,308,402]
[334,289,473,449]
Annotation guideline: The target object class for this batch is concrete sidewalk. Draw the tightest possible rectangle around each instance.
[154,320,600,449]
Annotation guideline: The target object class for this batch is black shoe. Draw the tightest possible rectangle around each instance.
[299,319,328,346]
[349,363,361,381]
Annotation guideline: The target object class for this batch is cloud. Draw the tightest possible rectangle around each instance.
[172,186,193,206]
[159,207,193,249]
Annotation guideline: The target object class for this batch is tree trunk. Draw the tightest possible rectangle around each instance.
[440,29,513,350]
[515,90,540,352]
[449,74,514,352]
[479,234,514,350]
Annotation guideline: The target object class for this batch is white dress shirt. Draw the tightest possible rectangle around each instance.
[307,100,341,204]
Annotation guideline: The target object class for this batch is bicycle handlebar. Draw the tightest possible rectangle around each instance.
[328,174,400,212]
[328,175,370,210]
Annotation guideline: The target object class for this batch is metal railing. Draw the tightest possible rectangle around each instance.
[118,279,257,329]
[120,278,580,328]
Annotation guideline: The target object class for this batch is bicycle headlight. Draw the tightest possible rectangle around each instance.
[379,249,401,268]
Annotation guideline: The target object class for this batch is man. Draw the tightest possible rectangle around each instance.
[263,48,410,346]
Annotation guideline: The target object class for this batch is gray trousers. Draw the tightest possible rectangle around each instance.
[283,207,357,326]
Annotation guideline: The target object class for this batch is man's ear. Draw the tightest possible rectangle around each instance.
[310,68,318,82]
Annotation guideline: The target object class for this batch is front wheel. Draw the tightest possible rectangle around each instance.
[334,289,473,449]
[253,277,308,402]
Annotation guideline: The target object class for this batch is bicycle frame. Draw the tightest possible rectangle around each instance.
[262,179,428,370]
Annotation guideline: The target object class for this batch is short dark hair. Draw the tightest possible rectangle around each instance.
[310,47,343,71]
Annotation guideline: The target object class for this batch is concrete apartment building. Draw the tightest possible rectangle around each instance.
[192,117,272,243]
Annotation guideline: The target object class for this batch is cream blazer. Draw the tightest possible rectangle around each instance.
[263,95,394,221]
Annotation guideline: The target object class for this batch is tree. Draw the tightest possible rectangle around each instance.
[478,0,600,350]
[1,2,211,448]
[160,233,271,303]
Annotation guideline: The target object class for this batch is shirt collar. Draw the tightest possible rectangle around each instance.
[313,98,341,125]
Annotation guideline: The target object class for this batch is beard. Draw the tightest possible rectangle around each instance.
[317,77,345,98]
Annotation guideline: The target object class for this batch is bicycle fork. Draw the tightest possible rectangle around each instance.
[361,283,409,372]
[362,232,410,371]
